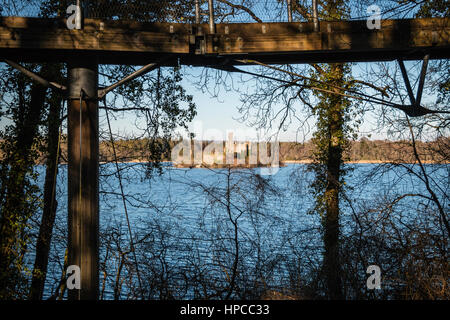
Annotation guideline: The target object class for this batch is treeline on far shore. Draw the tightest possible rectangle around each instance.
[6,136,449,165]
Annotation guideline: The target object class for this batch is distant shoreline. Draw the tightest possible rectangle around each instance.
[6,138,448,166]
[94,159,449,165]
[284,160,450,164]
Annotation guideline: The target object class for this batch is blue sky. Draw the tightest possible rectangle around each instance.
[107,61,419,142]
[0,60,431,143]
[0,0,438,142]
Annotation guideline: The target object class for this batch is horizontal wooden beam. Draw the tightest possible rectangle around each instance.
[0,17,449,66]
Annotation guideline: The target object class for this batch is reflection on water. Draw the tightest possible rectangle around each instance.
[30,163,447,299]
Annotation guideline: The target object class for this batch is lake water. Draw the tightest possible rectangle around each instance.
[30,163,448,299]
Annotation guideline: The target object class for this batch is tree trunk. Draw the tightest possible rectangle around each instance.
[0,79,47,298]
[323,111,344,299]
[323,63,346,300]
[29,95,62,300]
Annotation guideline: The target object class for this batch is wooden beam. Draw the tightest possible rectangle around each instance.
[0,17,449,65]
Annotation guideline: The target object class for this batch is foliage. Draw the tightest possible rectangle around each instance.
[416,0,449,18]
[103,65,196,177]
[0,66,45,299]
[307,62,355,218]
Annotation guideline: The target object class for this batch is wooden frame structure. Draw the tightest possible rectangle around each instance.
[0,17,449,65]
[1,14,449,300]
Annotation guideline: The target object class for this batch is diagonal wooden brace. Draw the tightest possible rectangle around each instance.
[397,59,416,106]
[4,59,67,92]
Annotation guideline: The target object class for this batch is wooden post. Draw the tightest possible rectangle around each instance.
[312,0,319,32]
[208,0,215,34]
[67,59,99,300]
[287,0,293,22]
[195,0,200,24]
